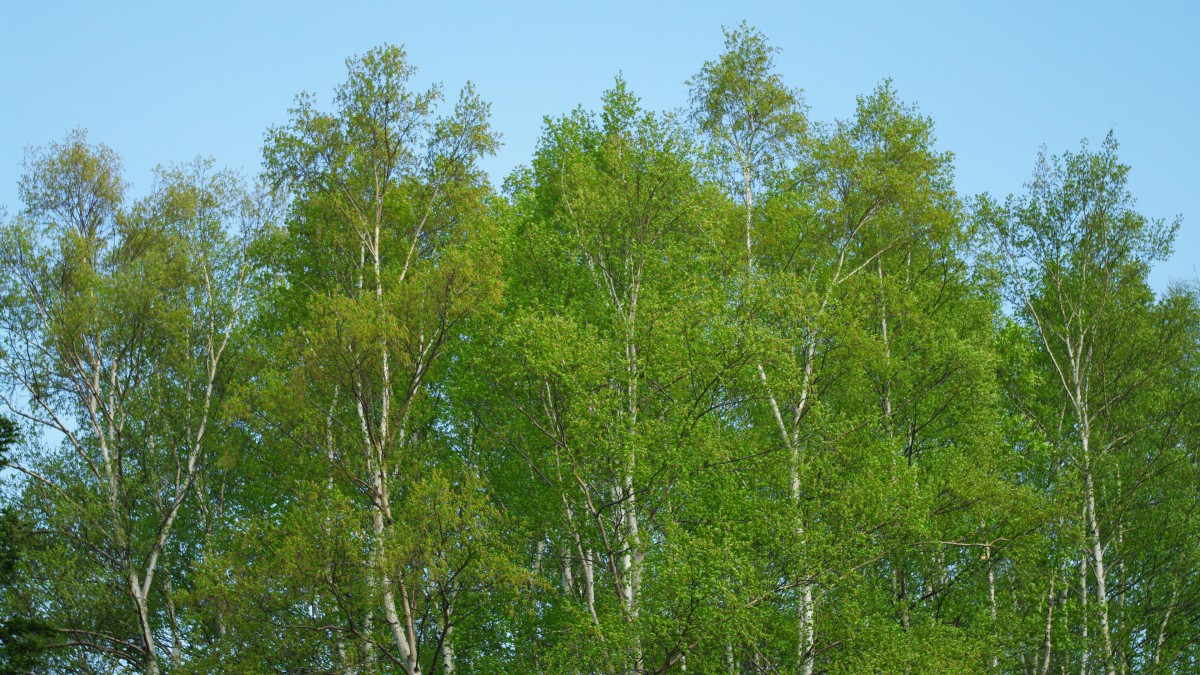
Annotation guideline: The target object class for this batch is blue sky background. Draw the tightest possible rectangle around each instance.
[2,1,1196,289]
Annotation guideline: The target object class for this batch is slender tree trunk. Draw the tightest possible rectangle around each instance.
[800,582,815,675]
[367,212,423,675]
[1153,581,1179,669]
[562,543,575,595]
[794,362,815,675]
[743,163,754,274]
[620,285,643,675]
[749,177,817,675]
[1041,574,1056,675]
[374,480,421,675]
[1083,460,1114,675]
[533,539,545,577]
[130,578,159,675]
[1058,574,1070,673]
[1080,554,1089,675]
[988,543,999,671]
[442,604,455,675]
[583,548,598,628]
[364,595,375,669]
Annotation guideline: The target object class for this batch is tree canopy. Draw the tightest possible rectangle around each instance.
[1,33,1198,675]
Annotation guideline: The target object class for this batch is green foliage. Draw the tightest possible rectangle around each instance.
[1,29,1198,675]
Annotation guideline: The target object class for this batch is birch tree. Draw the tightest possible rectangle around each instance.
[689,25,824,671]
[475,77,767,673]
[982,134,1200,674]
[251,44,504,675]
[0,132,262,673]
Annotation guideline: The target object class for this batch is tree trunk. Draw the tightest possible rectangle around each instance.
[1080,555,1089,675]
[130,577,159,675]
[1152,581,1179,669]
[1041,574,1056,675]
[1083,460,1114,675]
[800,582,815,675]
[374,483,421,675]
[988,543,999,671]
[623,288,644,675]
[441,604,456,675]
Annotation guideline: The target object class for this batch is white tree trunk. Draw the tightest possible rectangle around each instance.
[130,577,159,675]
[1153,581,1178,668]
[1084,458,1114,675]
[988,543,999,670]
[442,606,456,675]
[374,480,421,675]
[1081,555,1089,675]
[1041,574,1056,675]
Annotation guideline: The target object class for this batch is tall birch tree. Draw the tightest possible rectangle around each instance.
[982,134,1200,674]
[244,44,504,675]
[0,132,263,674]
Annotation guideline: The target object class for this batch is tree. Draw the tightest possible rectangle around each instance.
[215,43,508,675]
[982,133,1200,673]
[484,78,752,672]
[689,25,821,671]
[0,132,263,674]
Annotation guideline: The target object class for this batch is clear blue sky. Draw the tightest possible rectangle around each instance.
[2,1,1196,289]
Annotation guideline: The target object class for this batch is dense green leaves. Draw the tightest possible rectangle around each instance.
[1,31,1198,675]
